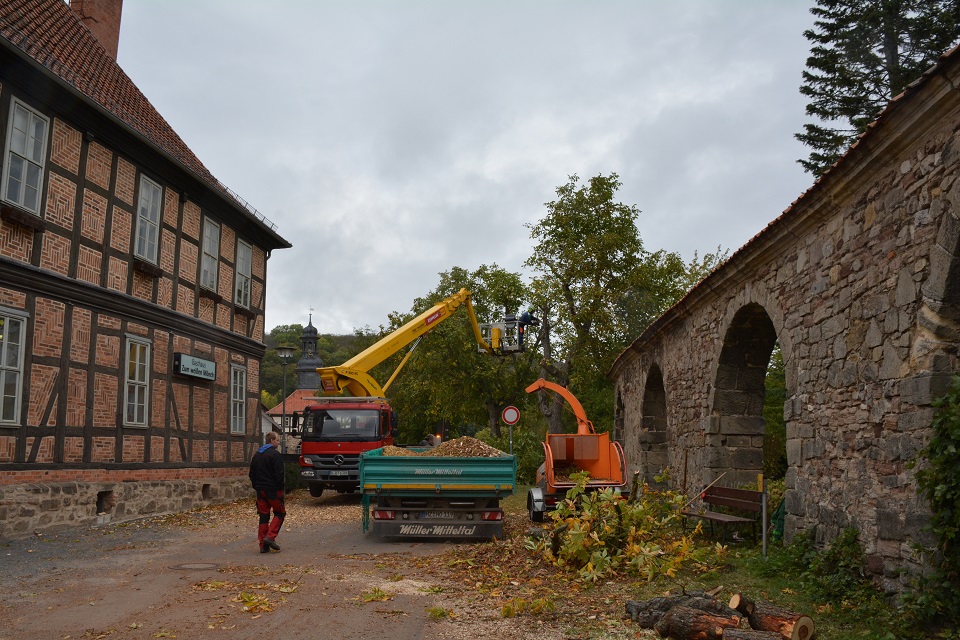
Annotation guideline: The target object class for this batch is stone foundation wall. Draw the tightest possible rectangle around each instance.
[0,476,251,540]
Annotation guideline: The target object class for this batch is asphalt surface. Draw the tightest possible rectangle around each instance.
[0,492,489,640]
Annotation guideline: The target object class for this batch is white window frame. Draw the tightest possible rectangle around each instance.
[235,240,252,308]
[134,176,162,263]
[230,365,247,435]
[201,217,220,292]
[2,97,49,215]
[124,336,151,427]
[0,309,27,426]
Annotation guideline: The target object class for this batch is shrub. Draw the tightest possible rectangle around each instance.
[902,374,960,634]
[284,462,306,491]
[526,472,727,582]
[475,425,545,485]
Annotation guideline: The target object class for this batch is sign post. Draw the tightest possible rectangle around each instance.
[501,405,520,455]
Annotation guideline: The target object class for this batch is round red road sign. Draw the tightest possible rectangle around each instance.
[501,405,520,425]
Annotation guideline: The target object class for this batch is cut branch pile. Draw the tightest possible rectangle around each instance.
[625,590,815,640]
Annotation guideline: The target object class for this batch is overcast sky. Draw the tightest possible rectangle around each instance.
[117,1,818,335]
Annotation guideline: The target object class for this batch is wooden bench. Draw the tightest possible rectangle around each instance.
[682,486,766,545]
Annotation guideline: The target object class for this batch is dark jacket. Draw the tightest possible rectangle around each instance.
[249,443,285,492]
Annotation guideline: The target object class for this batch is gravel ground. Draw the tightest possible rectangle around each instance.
[0,491,646,640]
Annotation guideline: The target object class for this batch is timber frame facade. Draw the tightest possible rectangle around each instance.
[0,0,290,536]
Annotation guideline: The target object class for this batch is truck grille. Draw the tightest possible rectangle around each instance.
[306,454,360,470]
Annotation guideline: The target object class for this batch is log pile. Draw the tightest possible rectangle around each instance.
[729,594,815,640]
[625,590,815,640]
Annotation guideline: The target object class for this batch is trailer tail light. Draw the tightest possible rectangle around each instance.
[480,511,502,521]
[372,510,395,520]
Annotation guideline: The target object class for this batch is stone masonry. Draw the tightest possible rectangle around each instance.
[610,48,960,592]
[0,476,250,539]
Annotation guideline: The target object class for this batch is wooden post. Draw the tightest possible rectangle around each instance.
[682,449,689,493]
[629,469,641,502]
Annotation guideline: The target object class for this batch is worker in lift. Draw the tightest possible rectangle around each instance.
[517,307,540,349]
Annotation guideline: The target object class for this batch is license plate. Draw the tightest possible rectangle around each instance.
[329,470,349,477]
[421,511,455,519]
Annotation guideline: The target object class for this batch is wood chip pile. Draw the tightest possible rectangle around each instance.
[382,436,507,458]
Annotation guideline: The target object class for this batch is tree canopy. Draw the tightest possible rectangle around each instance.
[797,0,960,175]
[524,173,725,433]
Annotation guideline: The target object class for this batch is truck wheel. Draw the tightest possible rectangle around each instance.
[529,500,543,522]
[308,484,324,498]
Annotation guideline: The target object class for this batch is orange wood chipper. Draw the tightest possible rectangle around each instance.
[525,378,627,521]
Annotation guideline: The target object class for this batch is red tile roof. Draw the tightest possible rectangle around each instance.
[2,0,217,181]
[0,0,281,236]
[266,389,325,416]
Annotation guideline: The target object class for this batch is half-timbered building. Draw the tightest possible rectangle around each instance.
[0,0,290,536]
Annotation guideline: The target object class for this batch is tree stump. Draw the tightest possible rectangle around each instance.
[729,595,813,640]
[653,604,742,640]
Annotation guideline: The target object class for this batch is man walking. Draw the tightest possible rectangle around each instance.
[249,431,285,553]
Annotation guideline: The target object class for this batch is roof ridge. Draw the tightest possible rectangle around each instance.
[0,0,278,233]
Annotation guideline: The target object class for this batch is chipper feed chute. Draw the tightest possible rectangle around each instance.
[525,379,627,515]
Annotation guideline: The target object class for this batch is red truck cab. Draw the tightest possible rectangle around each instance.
[296,397,397,498]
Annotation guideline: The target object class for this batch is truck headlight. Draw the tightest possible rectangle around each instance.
[300,469,315,477]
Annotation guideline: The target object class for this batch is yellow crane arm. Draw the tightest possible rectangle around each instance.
[318,288,494,397]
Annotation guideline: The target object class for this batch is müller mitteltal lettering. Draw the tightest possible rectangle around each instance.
[398,524,477,536]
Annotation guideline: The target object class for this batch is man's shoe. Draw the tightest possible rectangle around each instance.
[264,538,280,551]
[260,544,270,554]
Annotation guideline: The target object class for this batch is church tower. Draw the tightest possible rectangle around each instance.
[296,314,323,389]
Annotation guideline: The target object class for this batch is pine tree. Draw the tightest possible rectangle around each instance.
[797,0,960,175]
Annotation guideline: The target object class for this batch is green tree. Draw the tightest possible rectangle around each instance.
[261,324,303,402]
[524,173,725,433]
[797,0,960,175]
[260,325,370,403]
[763,343,788,480]
[261,388,279,410]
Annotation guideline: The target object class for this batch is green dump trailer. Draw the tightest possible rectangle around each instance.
[359,447,517,539]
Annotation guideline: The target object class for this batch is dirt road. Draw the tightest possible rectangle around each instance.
[0,492,574,640]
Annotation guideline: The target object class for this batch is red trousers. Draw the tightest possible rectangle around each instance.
[255,489,285,544]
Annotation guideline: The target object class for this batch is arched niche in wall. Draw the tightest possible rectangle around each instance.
[707,303,778,487]
[639,364,668,484]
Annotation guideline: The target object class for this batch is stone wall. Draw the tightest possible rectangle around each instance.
[610,50,960,591]
[0,476,251,540]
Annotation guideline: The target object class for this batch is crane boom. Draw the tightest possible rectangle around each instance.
[317,288,495,398]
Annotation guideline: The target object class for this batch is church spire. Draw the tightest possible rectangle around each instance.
[296,313,323,390]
